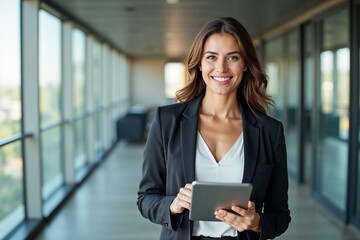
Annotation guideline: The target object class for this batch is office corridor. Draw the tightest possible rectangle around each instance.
[35,141,360,240]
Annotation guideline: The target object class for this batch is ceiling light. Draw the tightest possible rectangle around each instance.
[166,0,180,4]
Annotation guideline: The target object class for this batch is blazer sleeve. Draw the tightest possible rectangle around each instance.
[137,107,183,231]
[258,122,291,239]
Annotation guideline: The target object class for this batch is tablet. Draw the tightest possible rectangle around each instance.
[189,181,253,221]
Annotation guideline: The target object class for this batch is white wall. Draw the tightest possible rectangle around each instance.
[130,58,167,107]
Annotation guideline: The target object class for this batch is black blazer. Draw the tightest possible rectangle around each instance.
[137,93,291,240]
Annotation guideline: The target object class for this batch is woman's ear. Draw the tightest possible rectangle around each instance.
[244,65,248,71]
[199,65,202,71]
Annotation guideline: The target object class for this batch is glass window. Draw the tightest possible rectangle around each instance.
[112,52,120,103]
[304,23,314,183]
[93,41,103,156]
[0,1,23,237]
[164,63,186,99]
[72,28,87,170]
[93,40,102,108]
[0,1,21,138]
[72,28,86,116]
[95,112,103,155]
[315,9,349,211]
[265,37,284,120]
[39,10,62,126]
[285,30,300,178]
[39,10,64,200]
[41,127,63,199]
[74,119,86,169]
[0,141,24,239]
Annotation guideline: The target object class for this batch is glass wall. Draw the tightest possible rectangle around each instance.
[303,23,314,183]
[93,40,103,156]
[39,10,64,200]
[315,9,349,211]
[265,31,301,180]
[265,37,284,120]
[285,30,300,178]
[72,28,87,170]
[0,2,131,237]
[0,1,23,238]
[0,142,23,240]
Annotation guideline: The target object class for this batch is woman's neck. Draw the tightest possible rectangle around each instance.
[200,91,241,119]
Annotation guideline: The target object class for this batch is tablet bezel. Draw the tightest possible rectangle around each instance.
[189,181,253,221]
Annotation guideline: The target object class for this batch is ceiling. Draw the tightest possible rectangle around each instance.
[45,0,328,59]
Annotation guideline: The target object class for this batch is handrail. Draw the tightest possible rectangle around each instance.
[0,133,33,148]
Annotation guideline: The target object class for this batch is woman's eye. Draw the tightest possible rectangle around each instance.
[228,56,239,60]
[206,55,216,60]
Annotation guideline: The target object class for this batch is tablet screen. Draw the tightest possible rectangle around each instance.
[189,181,252,221]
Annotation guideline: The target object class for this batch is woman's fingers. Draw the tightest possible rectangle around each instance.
[230,205,247,216]
[247,201,255,211]
[215,209,246,231]
[176,191,191,207]
[214,201,260,232]
[179,185,192,198]
[170,183,193,214]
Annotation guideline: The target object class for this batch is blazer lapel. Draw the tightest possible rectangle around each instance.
[238,96,260,183]
[180,94,204,183]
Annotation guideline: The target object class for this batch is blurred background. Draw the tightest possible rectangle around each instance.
[1,0,360,239]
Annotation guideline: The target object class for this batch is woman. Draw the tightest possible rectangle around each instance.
[137,17,290,240]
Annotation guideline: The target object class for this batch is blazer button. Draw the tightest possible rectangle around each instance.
[162,221,168,227]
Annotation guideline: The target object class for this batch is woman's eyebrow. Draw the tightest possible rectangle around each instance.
[204,51,241,55]
[204,51,218,55]
[227,51,241,55]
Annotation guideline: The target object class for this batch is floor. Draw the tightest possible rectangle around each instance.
[35,141,360,240]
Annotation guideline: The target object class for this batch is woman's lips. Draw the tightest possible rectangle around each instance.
[211,76,232,85]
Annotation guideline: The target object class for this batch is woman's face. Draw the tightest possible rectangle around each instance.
[200,33,247,97]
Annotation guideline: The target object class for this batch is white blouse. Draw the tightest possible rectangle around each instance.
[192,131,245,237]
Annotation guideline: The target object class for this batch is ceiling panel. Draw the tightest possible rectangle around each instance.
[47,0,327,59]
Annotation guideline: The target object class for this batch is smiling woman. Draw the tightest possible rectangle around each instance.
[138,17,291,240]
[199,33,247,97]
[176,18,273,116]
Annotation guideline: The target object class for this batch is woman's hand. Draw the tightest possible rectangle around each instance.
[170,183,192,215]
[214,201,261,232]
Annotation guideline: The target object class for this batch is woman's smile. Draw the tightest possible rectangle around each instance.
[211,76,233,85]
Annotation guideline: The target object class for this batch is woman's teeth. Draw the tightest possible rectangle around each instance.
[213,77,231,82]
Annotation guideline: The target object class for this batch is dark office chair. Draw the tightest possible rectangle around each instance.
[116,107,147,141]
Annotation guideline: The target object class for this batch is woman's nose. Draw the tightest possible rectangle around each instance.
[215,59,228,73]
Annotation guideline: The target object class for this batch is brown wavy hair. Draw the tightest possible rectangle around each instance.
[176,17,274,115]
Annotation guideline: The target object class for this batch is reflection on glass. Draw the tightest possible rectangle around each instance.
[304,23,314,183]
[93,41,102,108]
[72,28,86,115]
[0,0,21,139]
[41,127,63,199]
[74,119,86,169]
[285,30,300,177]
[0,141,24,239]
[316,9,349,211]
[265,37,284,120]
[39,10,62,126]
